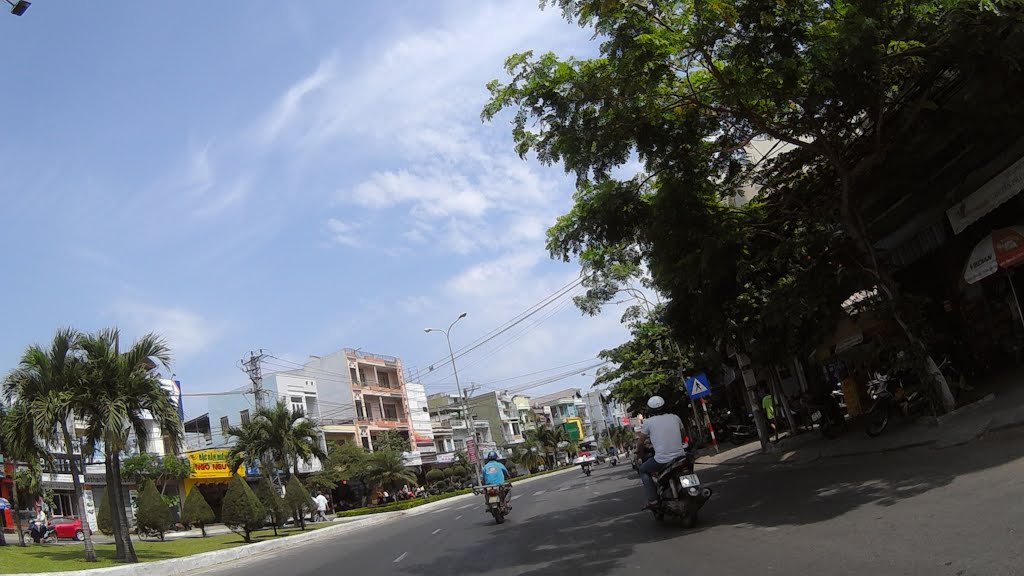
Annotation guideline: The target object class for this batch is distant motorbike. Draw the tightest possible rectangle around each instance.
[609,455,619,467]
[803,392,847,439]
[865,372,931,437]
[473,483,512,524]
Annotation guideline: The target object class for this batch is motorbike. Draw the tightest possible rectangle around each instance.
[581,461,592,476]
[26,520,56,544]
[473,483,512,524]
[646,451,713,527]
[803,392,847,439]
[865,372,932,437]
[609,455,619,467]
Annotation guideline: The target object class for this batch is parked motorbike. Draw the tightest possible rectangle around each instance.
[865,372,932,437]
[646,451,713,527]
[473,483,512,524]
[26,520,56,544]
[803,392,847,439]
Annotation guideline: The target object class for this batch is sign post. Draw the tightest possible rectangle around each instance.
[685,373,718,454]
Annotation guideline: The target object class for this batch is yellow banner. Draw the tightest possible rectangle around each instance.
[187,449,244,479]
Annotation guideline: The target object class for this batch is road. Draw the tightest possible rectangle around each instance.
[192,427,1024,576]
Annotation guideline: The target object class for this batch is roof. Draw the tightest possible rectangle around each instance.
[529,388,582,408]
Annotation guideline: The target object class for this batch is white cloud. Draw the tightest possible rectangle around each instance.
[192,178,248,218]
[256,57,334,146]
[350,169,489,218]
[324,218,361,247]
[111,301,223,363]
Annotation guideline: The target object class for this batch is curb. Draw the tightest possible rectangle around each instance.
[26,515,396,576]
[937,393,996,426]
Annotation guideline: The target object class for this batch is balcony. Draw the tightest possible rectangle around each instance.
[473,420,490,429]
[353,379,404,396]
[449,419,468,429]
[357,418,409,429]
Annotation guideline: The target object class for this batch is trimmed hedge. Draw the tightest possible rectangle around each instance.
[334,468,570,518]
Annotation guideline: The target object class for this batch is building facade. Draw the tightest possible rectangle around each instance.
[303,349,413,452]
[467,391,525,447]
[427,392,495,461]
[530,388,593,441]
[403,382,437,466]
[583,389,631,444]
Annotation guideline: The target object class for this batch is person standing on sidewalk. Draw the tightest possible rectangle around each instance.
[313,492,329,522]
[761,385,778,442]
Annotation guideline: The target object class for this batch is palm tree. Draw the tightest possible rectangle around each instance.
[528,425,568,467]
[76,328,183,564]
[0,402,51,547]
[509,441,544,474]
[362,450,416,497]
[226,401,326,481]
[1,328,98,561]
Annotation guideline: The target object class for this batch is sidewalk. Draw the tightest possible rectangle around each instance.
[696,376,1024,468]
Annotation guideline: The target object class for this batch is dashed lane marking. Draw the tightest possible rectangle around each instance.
[533,490,546,496]
[432,529,442,535]
[393,552,408,563]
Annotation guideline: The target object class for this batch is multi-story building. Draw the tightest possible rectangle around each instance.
[530,388,593,441]
[303,348,413,452]
[583,389,631,444]
[512,394,536,435]
[427,392,495,461]
[467,391,526,448]
[404,382,437,466]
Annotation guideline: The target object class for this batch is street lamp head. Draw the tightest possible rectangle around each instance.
[458,312,468,320]
[8,1,29,16]
[423,328,434,333]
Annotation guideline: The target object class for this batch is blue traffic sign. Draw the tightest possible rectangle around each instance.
[684,373,712,399]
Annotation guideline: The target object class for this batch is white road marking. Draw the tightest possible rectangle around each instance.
[431,508,451,514]
[393,552,408,563]
[432,528,442,535]
[458,503,475,510]
[455,515,463,520]
[592,491,600,495]
[559,486,570,491]
[533,490,546,496]
[512,494,522,500]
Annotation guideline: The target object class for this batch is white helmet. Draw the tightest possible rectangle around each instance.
[647,395,665,409]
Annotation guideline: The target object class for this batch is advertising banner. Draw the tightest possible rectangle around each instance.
[187,449,245,479]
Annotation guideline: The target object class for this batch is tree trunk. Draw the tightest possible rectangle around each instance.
[110,452,138,563]
[771,366,799,435]
[736,353,771,452]
[12,479,26,547]
[104,458,126,561]
[60,422,97,562]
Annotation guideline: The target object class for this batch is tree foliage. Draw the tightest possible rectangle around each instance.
[363,450,417,494]
[485,0,1024,411]
[122,454,192,495]
[96,489,114,537]
[222,475,265,543]
[373,430,411,454]
[180,488,215,537]
[284,475,313,531]
[135,479,171,541]
[227,401,326,478]
[425,468,445,486]
[255,477,287,535]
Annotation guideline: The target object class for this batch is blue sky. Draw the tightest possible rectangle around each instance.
[0,1,638,417]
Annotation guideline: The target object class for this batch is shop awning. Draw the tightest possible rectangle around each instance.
[947,155,1024,235]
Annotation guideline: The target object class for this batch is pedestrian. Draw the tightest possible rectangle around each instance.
[761,385,778,441]
[314,491,329,522]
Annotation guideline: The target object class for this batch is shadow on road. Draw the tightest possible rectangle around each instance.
[403,428,1024,575]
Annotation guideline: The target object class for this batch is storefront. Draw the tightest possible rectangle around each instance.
[183,449,255,522]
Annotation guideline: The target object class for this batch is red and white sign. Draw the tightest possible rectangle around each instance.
[620,416,631,426]
[964,226,1024,284]
[466,438,478,464]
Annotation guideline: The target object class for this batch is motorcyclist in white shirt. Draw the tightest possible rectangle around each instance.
[635,395,687,510]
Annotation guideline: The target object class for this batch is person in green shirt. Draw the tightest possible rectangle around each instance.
[761,386,778,442]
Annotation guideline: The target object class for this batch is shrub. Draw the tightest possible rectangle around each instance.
[425,469,444,485]
[180,488,215,537]
[96,489,113,536]
[136,479,171,541]
[221,475,265,543]
[256,478,287,532]
[283,475,314,530]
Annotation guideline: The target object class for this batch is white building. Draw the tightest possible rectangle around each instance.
[403,382,437,466]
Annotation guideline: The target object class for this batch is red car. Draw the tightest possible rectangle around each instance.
[51,516,88,541]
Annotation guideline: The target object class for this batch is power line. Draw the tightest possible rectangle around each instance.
[407,273,588,383]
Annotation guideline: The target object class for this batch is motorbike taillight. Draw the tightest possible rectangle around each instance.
[488,488,497,496]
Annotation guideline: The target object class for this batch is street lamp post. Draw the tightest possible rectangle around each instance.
[425,312,480,479]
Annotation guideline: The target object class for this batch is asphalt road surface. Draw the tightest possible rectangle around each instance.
[192,427,1024,576]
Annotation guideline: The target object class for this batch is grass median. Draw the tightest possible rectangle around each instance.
[0,524,327,574]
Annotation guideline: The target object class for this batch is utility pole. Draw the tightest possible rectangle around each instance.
[242,350,270,409]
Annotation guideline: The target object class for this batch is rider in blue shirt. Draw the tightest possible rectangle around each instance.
[481,451,510,485]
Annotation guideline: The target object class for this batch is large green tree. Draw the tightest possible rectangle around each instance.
[180,488,215,537]
[221,475,265,543]
[485,0,1024,413]
[76,328,183,563]
[135,479,171,541]
[372,430,411,454]
[362,450,416,497]
[1,328,98,560]
[226,401,326,480]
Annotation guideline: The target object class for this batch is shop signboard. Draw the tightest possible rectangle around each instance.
[82,490,97,532]
[187,449,245,479]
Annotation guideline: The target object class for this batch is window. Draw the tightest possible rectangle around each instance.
[291,396,304,415]
[378,372,391,388]
[358,368,369,384]
[350,367,359,384]
[356,400,366,420]
[382,403,399,420]
[220,416,229,435]
[240,410,250,425]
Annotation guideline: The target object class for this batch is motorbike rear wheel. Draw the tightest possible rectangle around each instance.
[491,508,505,524]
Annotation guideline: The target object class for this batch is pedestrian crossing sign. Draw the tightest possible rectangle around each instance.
[684,373,711,399]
